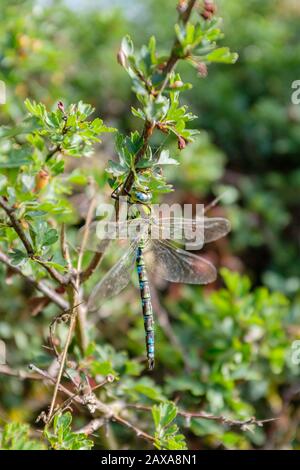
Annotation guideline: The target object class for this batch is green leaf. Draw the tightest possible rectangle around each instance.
[121,35,134,57]
[0,422,46,450]
[152,402,177,428]
[9,249,28,266]
[0,147,32,168]
[45,412,93,450]
[0,175,7,191]
[42,228,59,247]
[205,47,239,64]
[152,402,187,450]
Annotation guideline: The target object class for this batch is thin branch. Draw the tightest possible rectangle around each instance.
[33,257,68,286]
[47,289,78,421]
[79,188,104,284]
[112,415,155,443]
[0,249,68,309]
[60,223,72,272]
[180,0,197,24]
[45,180,97,419]
[77,198,97,278]
[80,251,103,283]
[178,410,277,430]
[28,365,154,443]
[75,188,97,349]
[0,197,68,285]
[0,364,41,381]
[75,419,104,435]
[126,404,277,431]
[0,197,34,255]
[45,145,61,163]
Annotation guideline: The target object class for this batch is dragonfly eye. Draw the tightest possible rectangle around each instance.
[135,191,152,203]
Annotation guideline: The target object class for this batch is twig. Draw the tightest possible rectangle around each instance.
[0,364,41,381]
[0,249,68,309]
[33,257,67,285]
[0,197,34,255]
[75,189,97,350]
[28,365,154,443]
[126,404,277,430]
[80,251,103,283]
[46,181,97,419]
[49,311,72,359]
[47,288,78,421]
[0,197,68,285]
[75,419,104,435]
[181,0,197,23]
[77,189,97,285]
[112,415,155,443]
[60,220,87,352]
[79,190,103,284]
[60,223,72,272]
[178,410,277,430]
[76,193,97,280]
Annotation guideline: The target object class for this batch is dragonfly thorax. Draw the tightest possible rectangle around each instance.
[131,186,152,204]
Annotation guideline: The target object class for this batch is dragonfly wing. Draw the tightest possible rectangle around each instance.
[145,238,217,285]
[203,217,231,243]
[87,236,141,310]
[152,217,230,245]
[78,219,136,253]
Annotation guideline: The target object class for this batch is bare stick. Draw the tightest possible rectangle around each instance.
[80,251,103,283]
[126,404,276,430]
[76,188,97,349]
[60,223,72,272]
[0,197,34,255]
[77,196,97,280]
[0,364,40,381]
[75,419,104,435]
[28,365,154,443]
[33,257,67,285]
[47,289,78,421]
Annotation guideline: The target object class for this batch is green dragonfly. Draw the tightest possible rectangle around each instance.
[85,188,230,369]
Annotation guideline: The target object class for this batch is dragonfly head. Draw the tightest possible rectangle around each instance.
[132,186,153,205]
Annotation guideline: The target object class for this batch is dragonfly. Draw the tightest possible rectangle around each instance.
[84,187,231,370]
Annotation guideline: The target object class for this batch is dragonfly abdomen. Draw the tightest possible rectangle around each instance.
[136,241,155,370]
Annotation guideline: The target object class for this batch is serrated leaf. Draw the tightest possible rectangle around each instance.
[206,47,238,64]
[43,228,59,246]
[9,249,28,266]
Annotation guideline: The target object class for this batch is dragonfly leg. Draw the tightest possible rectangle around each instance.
[111,184,135,206]
[111,183,123,201]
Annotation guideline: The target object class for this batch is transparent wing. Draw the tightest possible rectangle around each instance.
[78,218,149,252]
[145,238,217,285]
[151,217,230,245]
[87,236,141,310]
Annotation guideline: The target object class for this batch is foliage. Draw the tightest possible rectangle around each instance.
[0,422,46,450]
[0,0,299,452]
[44,412,94,450]
[152,402,187,450]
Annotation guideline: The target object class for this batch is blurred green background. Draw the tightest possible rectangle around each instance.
[0,0,300,450]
